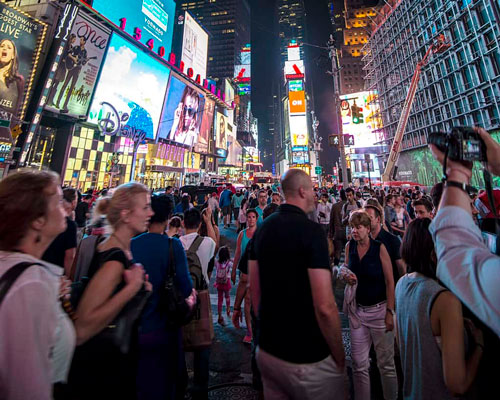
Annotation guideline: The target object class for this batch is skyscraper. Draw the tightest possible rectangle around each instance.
[329,0,379,94]
[277,0,306,69]
[175,0,251,81]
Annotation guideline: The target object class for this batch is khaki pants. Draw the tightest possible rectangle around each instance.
[256,347,346,400]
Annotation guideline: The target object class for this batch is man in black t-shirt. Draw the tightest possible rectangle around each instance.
[249,169,345,399]
[365,203,405,283]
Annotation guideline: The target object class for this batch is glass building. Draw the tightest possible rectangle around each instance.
[363,0,500,185]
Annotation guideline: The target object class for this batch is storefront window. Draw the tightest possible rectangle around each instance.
[27,126,56,170]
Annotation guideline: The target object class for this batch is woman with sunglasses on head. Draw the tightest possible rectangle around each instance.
[0,170,75,400]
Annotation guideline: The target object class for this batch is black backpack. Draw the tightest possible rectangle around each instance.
[186,235,206,290]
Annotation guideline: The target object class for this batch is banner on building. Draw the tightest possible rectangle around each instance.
[0,3,46,142]
[45,12,110,118]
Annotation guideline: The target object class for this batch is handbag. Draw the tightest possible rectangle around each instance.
[182,287,214,351]
[91,249,151,354]
[159,238,195,328]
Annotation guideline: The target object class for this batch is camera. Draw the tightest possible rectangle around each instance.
[428,127,487,162]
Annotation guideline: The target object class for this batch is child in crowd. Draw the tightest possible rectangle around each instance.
[214,246,233,325]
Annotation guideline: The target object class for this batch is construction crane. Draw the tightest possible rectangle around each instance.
[382,34,451,182]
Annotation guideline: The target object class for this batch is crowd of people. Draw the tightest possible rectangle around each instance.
[0,127,499,400]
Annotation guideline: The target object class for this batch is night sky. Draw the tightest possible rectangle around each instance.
[251,0,339,174]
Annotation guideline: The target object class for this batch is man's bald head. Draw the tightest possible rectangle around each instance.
[281,169,313,200]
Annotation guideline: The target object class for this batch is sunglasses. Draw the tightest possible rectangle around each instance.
[184,105,197,117]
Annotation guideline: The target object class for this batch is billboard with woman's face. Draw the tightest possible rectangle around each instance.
[157,74,205,147]
[0,3,46,140]
[215,112,227,150]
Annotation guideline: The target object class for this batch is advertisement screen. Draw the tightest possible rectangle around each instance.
[88,34,170,141]
[289,80,303,92]
[290,115,308,147]
[92,0,176,53]
[45,12,110,117]
[157,74,205,147]
[181,12,208,81]
[215,112,228,150]
[292,150,309,164]
[289,90,306,114]
[340,91,384,148]
[0,3,46,140]
[194,97,214,153]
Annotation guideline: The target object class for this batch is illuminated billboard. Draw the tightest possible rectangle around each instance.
[92,0,176,53]
[180,11,209,81]
[195,97,214,153]
[289,115,308,147]
[340,91,384,148]
[235,45,251,96]
[0,3,46,141]
[215,112,228,150]
[88,34,170,141]
[289,91,306,114]
[157,73,205,147]
[292,150,309,164]
[45,12,110,118]
[284,60,305,81]
[289,80,303,92]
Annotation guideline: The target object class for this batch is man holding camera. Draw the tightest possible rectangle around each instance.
[429,127,500,337]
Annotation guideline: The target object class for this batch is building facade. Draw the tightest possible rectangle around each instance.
[363,0,500,186]
[175,0,251,82]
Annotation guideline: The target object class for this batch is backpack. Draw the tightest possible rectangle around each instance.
[186,235,206,290]
[216,261,230,285]
[69,235,104,308]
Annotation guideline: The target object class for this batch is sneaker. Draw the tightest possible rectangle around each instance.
[243,334,252,344]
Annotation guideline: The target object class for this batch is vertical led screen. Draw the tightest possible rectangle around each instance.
[195,97,214,153]
[340,91,383,148]
[45,12,110,117]
[157,73,205,148]
[215,112,228,151]
[180,11,208,81]
[91,0,176,54]
[0,3,46,141]
[88,34,170,141]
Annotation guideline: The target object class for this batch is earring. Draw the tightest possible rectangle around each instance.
[35,233,41,243]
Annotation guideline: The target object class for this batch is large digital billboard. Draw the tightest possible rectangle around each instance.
[215,112,228,151]
[234,45,251,96]
[289,90,306,114]
[0,3,46,141]
[195,97,214,153]
[289,115,308,147]
[45,12,110,118]
[92,0,176,53]
[88,34,170,141]
[340,91,384,149]
[157,73,205,147]
[180,11,208,81]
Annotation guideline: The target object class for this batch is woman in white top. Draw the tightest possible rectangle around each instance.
[0,170,76,400]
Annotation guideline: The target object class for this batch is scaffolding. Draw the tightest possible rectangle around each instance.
[362,0,500,159]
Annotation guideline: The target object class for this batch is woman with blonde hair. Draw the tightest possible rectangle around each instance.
[0,169,75,399]
[68,182,153,399]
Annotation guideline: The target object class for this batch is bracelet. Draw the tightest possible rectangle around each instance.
[386,308,395,316]
[476,342,484,351]
[445,180,477,194]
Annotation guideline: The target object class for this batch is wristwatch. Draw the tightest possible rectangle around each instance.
[386,308,395,316]
[445,180,477,194]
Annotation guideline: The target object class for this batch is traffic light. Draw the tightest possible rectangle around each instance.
[351,103,364,124]
[329,134,340,147]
